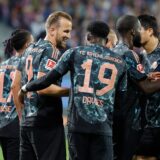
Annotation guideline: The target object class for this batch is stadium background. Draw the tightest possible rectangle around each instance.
[0,0,160,159]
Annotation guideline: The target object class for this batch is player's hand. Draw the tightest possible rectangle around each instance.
[16,107,23,122]
[148,72,160,80]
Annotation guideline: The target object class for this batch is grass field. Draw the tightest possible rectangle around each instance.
[0,148,3,160]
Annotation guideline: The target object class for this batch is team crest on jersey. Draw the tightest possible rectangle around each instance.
[45,59,56,70]
[137,64,145,73]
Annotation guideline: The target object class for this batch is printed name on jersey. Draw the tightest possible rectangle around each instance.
[28,47,44,53]
[45,59,56,70]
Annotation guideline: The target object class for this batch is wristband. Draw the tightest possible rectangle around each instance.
[21,84,27,93]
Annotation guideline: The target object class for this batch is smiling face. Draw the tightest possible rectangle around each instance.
[55,18,72,49]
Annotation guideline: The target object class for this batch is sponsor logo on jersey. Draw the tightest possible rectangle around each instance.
[137,64,145,73]
[151,61,158,70]
[45,59,56,70]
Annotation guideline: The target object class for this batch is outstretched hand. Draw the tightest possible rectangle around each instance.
[148,72,160,80]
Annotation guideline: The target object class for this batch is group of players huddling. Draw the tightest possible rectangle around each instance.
[0,11,160,160]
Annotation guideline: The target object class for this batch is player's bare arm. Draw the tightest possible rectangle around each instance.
[148,72,160,80]
[21,66,63,93]
[11,70,24,120]
[137,77,160,94]
[36,72,69,96]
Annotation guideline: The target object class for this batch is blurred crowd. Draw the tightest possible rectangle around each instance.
[0,0,160,47]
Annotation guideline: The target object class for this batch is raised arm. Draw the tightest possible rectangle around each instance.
[138,77,160,94]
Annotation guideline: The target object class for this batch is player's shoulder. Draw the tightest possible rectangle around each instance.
[152,46,160,56]
[113,43,130,56]
[38,39,61,59]
[10,55,20,62]
[1,59,9,66]
[103,46,126,66]
[63,46,83,56]
[0,57,18,71]
[35,39,51,48]
[123,50,140,63]
[155,46,160,51]
[19,40,46,61]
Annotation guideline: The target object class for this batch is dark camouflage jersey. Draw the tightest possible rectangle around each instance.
[141,47,160,128]
[155,58,160,71]
[51,44,127,135]
[0,56,20,130]
[113,42,147,130]
[18,39,63,127]
[112,42,130,56]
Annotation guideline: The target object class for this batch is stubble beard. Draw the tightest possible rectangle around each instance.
[56,37,66,49]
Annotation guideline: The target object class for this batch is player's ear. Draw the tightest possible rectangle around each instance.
[148,27,153,37]
[105,38,108,44]
[130,29,135,36]
[24,42,29,49]
[49,27,55,37]
[87,33,92,41]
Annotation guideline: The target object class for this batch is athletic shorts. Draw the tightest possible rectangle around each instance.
[0,137,19,160]
[121,127,143,160]
[136,127,160,157]
[68,132,113,160]
[20,125,66,160]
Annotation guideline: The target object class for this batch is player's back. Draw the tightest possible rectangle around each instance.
[0,56,20,137]
[67,44,127,135]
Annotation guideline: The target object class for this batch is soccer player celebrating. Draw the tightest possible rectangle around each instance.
[20,21,128,160]
[134,14,160,160]
[112,15,160,160]
[12,11,72,160]
[0,29,33,160]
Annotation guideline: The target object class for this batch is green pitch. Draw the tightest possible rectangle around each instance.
[0,148,3,160]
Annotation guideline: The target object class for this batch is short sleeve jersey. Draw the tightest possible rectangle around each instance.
[54,44,127,135]
[0,56,20,137]
[18,39,63,127]
[113,43,147,130]
[141,47,160,128]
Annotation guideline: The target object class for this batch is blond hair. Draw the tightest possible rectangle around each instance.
[45,11,72,29]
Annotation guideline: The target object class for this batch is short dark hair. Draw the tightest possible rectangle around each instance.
[87,21,110,39]
[45,11,72,29]
[138,14,159,38]
[116,15,139,35]
[3,29,32,58]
